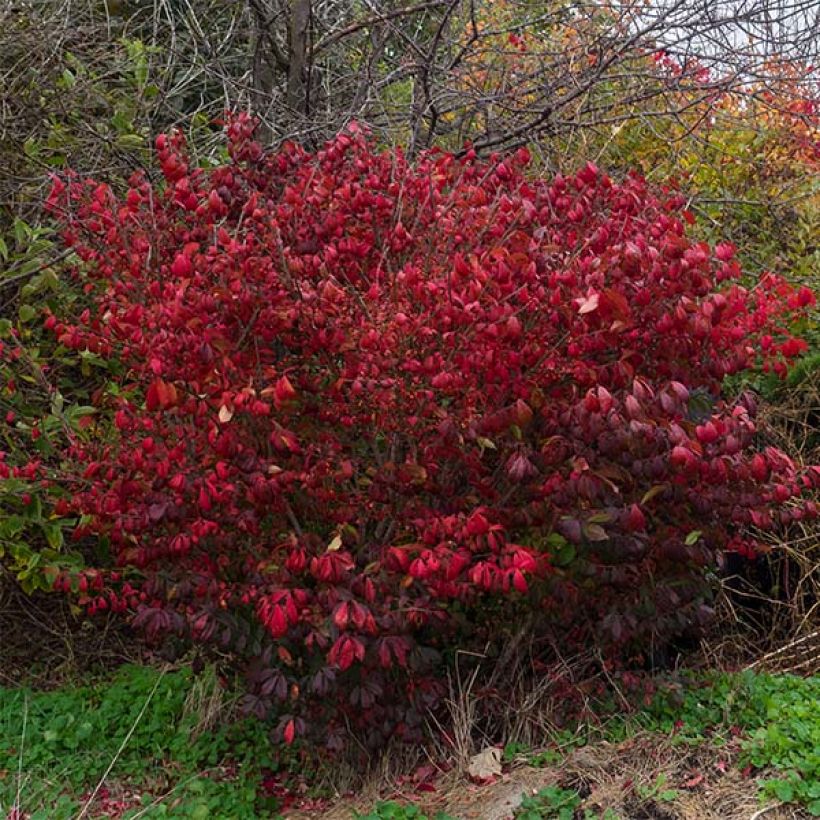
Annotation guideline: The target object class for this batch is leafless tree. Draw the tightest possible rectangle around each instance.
[1,0,817,205]
[223,0,820,153]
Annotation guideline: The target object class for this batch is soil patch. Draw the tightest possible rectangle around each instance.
[286,731,809,819]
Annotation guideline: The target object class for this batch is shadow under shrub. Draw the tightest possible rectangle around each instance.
[709,356,820,664]
[14,115,818,749]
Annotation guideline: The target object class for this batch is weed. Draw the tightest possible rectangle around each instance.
[508,671,820,817]
[356,801,456,820]
[2,666,818,816]
[0,663,294,817]
[503,729,591,770]
[635,773,679,803]
[641,670,820,814]
[514,785,582,819]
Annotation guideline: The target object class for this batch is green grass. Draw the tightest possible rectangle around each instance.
[1,665,817,818]
[0,664,288,818]
[506,670,820,818]
[640,670,820,813]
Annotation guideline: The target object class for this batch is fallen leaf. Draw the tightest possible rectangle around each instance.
[468,746,502,781]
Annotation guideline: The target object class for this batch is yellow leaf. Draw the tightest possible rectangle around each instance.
[641,484,668,505]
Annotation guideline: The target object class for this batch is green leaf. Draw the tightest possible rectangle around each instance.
[21,275,44,298]
[42,522,64,551]
[116,133,145,150]
[23,138,41,159]
[12,258,44,277]
[41,268,60,289]
[13,217,30,245]
[24,494,43,521]
[641,484,668,505]
[134,59,149,89]
[685,530,702,546]
[18,303,37,323]
[772,779,795,802]
[110,108,134,135]
[66,404,97,424]
[552,541,576,566]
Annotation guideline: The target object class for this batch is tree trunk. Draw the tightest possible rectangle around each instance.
[287,0,311,116]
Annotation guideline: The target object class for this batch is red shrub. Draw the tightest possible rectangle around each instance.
[43,116,817,746]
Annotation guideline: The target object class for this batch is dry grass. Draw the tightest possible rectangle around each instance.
[555,733,784,820]
[285,730,814,819]
[181,665,231,740]
[745,629,820,676]
[428,639,612,770]
[696,369,820,678]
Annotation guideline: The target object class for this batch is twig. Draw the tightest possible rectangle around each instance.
[75,666,169,820]
[14,693,28,815]
[749,803,782,820]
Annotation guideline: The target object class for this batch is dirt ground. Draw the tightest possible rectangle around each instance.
[285,731,811,819]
